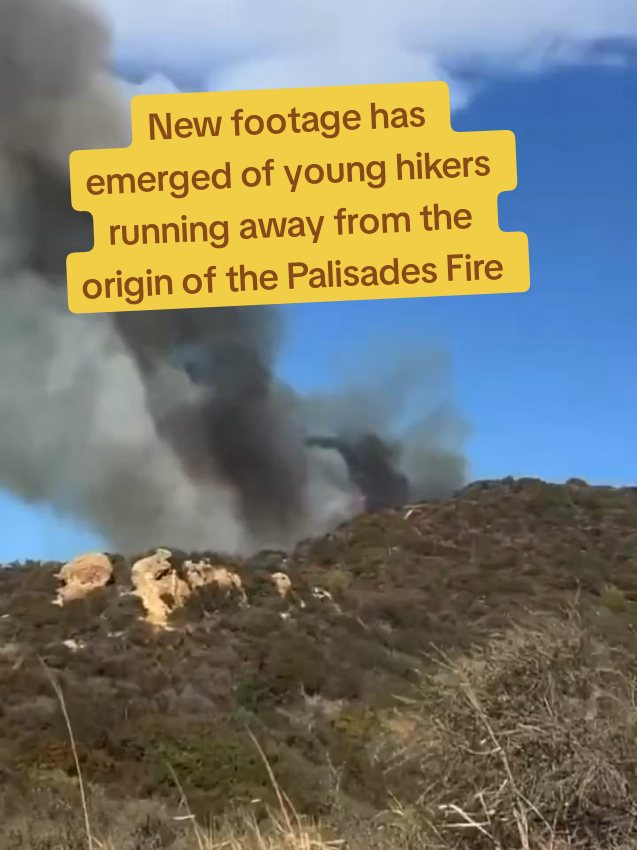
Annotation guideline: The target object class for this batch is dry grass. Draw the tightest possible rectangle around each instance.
[3,661,345,850]
[4,602,637,850]
[5,479,637,848]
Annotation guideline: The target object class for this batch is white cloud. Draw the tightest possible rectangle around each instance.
[100,0,637,106]
[116,72,181,107]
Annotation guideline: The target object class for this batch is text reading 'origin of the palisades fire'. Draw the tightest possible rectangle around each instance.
[66,81,530,313]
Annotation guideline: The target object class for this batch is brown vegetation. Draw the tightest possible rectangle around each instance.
[2,476,637,848]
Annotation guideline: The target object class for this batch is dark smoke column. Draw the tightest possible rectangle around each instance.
[33,174,311,542]
[3,0,311,547]
[115,305,311,544]
[307,433,410,511]
[0,0,468,554]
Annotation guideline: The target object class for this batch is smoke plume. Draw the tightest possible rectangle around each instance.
[0,0,470,556]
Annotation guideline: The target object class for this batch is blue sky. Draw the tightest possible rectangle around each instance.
[1,4,636,562]
[279,64,637,485]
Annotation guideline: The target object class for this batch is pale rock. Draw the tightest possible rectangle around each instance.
[54,552,114,605]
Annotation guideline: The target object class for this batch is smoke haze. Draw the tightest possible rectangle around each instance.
[0,0,470,556]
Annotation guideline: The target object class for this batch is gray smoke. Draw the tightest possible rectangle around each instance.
[298,345,470,507]
[0,0,470,556]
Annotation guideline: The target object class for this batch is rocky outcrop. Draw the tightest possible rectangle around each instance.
[54,548,251,628]
[54,552,114,605]
[130,549,192,628]
[130,552,248,627]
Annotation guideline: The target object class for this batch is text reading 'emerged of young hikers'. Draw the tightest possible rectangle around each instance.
[66,81,530,313]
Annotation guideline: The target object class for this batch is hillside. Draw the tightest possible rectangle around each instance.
[3,476,637,849]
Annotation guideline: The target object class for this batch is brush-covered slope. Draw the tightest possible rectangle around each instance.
[3,476,637,849]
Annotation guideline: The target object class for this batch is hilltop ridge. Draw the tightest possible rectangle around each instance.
[3,476,637,849]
